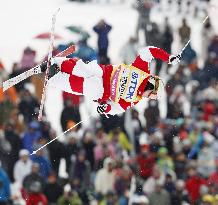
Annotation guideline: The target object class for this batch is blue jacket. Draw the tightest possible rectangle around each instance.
[76,43,98,62]
[22,130,41,153]
[31,155,51,178]
[93,24,112,49]
[0,168,10,202]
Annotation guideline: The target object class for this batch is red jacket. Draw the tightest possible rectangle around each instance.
[26,193,48,205]
[185,176,207,203]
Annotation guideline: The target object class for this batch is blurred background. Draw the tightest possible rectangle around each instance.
[0,0,218,205]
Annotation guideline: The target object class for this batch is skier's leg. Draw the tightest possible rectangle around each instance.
[48,72,83,95]
[54,57,103,79]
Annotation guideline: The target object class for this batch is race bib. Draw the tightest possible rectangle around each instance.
[110,64,150,103]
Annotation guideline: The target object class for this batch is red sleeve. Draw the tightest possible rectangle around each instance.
[131,56,150,73]
[61,58,78,74]
[98,64,113,103]
[149,47,170,62]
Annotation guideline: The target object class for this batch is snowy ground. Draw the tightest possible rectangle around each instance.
[1,0,218,134]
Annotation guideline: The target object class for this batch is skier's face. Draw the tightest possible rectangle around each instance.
[142,90,158,100]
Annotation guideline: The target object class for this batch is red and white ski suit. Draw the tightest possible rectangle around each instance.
[48,46,170,115]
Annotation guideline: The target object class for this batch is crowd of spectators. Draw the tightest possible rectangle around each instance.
[0,0,218,205]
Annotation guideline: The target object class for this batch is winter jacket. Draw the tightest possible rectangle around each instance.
[93,23,112,49]
[44,182,63,204]
[185,176,207,203]
[148,189,171,205]
[13,159,32,184]
[22,130,41,154]
[26,193,48,205]
[136,153,156,179]
[57,192,82,205]
[76,43,98,62]
[23,173,44,193]
[95,167,115,195]
[0,168,11,202]
[31,155,51,178]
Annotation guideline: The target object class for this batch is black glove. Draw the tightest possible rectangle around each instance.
[40,61,47,72]
[97,103,108,114]
[49,63,60,79]
[169,54,181,65]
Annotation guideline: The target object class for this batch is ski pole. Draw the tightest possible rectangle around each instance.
[31,114,93,155]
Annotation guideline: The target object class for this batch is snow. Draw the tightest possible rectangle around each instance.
[1,0,218,134]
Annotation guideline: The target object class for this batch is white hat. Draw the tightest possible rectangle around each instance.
[19,149,29,157]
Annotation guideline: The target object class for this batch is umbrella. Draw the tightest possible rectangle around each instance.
[66,25,90,40]
[34,32,62,40]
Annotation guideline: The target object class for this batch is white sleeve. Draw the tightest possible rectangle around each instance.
[107,101,125,116]
[138,46,156,62]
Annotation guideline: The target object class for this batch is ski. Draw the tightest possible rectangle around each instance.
[38,8,60,121]
[3,44,75,92]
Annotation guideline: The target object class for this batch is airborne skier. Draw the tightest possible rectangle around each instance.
[39,46,181,115]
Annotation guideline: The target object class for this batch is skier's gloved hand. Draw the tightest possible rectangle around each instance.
[169,54,181,65]
[40,62,47,73]
[49,62,60,79]
[97,103,109,114]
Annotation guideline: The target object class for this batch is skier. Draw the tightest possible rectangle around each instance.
[40,46,181,115]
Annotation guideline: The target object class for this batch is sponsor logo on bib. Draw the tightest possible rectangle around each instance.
[125,71,139,100]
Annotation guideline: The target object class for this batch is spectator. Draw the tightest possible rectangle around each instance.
[185,165,207,204]
[99,191,119,205]
[208,160,218,187]
[13,149,32,185]
[82,132,95,170]
[48,130,65,175]
[22,121,41,154]
[20,47,36,70]
[93,19,112,62]
[0,162,11,205]
[18,89,39,123]
[57,184,82,205]
[95,158,115,195]
[162,18,173,54]
[75,38,98,62]
[108,128,132,154]
[197,140,215,178]
[69,150,91,190]
[181,43,197,65]
[178,18,191,46]
[44,172,63,205]
[23,163,44,194]
[65,132,80,174]
[143,165,165,195]
[0,129,12,174]
[144,100,160,132]
[136,145,156,180]
[60,99,81,131]
[157,147,174,175]
[148,181,171,205]
[25,181,48,205]
[164,173,175,194]
[171,180,190,205]
[134,0,153,42]
[4,123,22,181]
[31,146,51,178]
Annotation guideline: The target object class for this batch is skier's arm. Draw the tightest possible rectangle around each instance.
[139,46,170,63]
[132,46,180,72]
